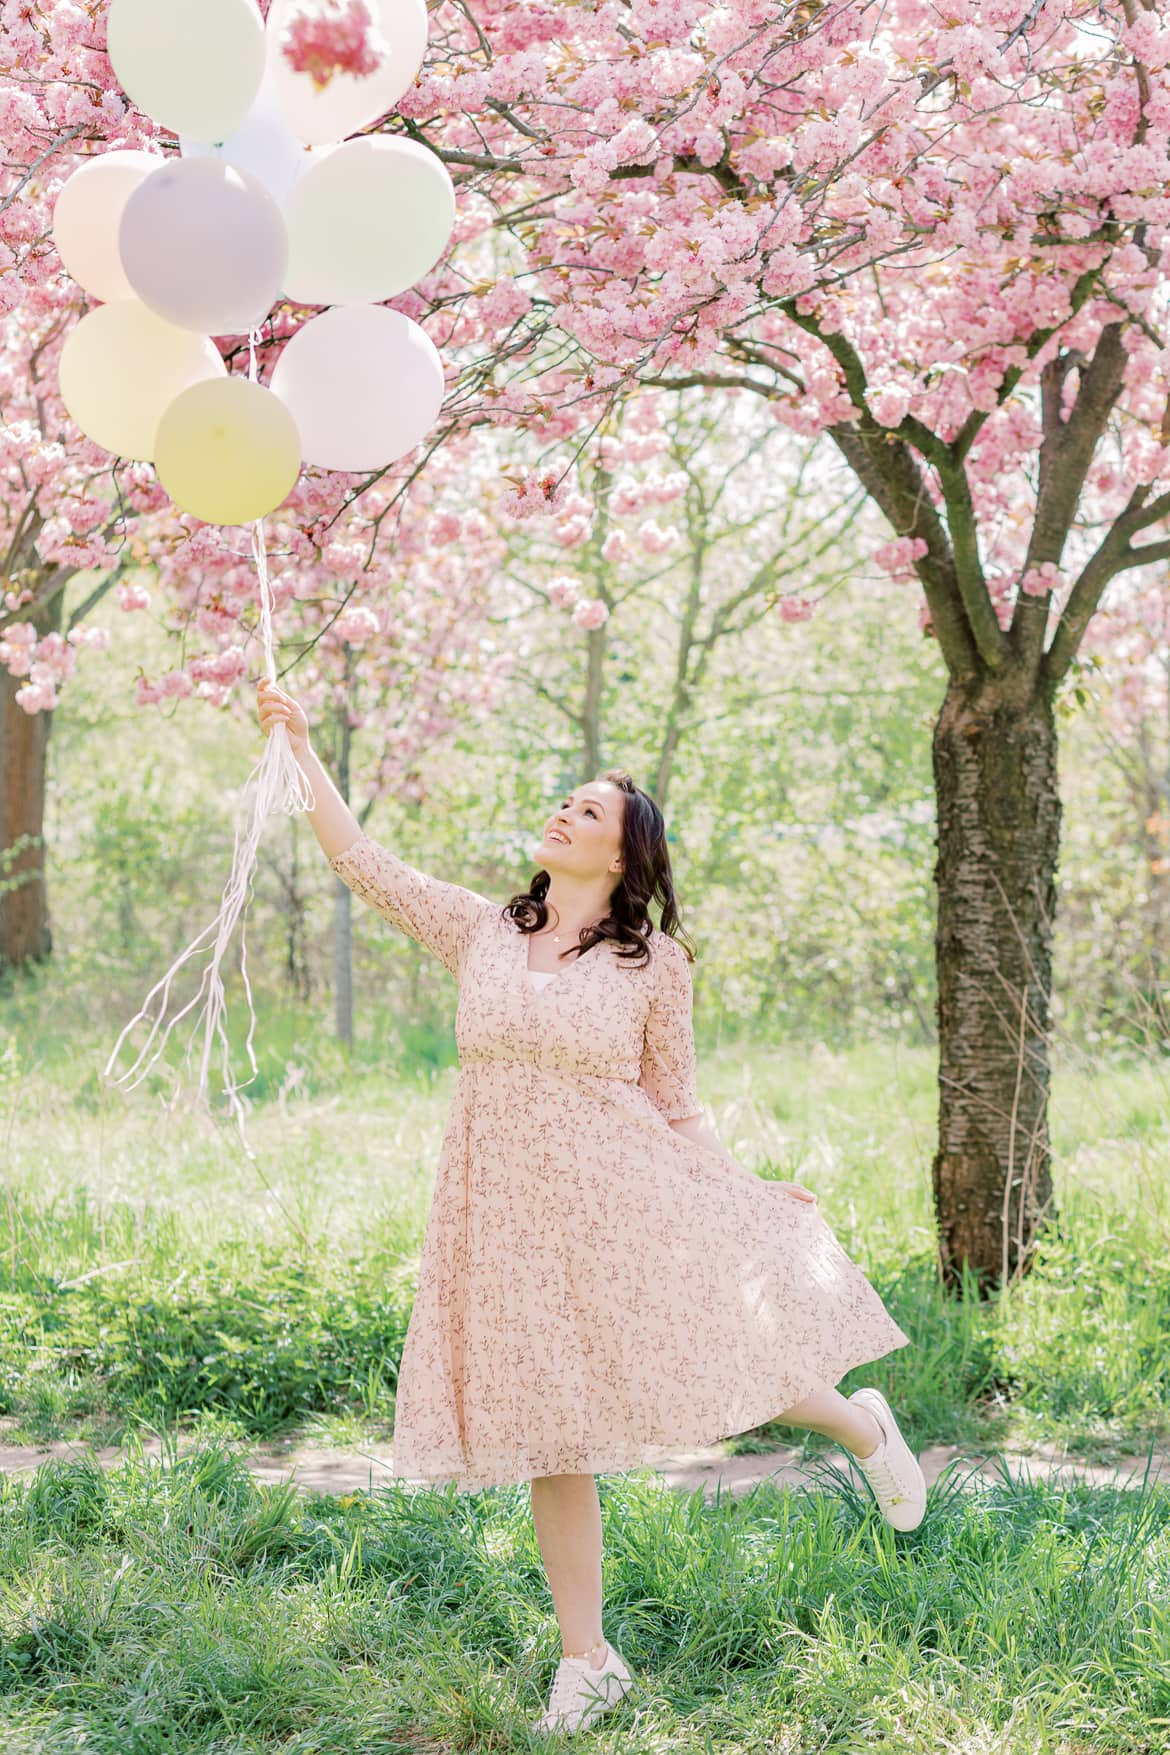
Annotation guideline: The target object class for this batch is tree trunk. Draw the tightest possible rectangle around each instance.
[931,675,1062,1293]
[286,820,312,1004]
[333,710,353,1050]
[582,623,604,776]
[0,636,53,971]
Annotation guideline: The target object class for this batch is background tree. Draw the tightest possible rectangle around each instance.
[386,0,1170,1291]
[493,388,867,804]
[1077,571,1170,1024]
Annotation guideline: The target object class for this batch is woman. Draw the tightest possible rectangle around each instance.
[257,677,925,1737]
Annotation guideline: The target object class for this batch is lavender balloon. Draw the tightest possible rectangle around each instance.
[119,158,288,337]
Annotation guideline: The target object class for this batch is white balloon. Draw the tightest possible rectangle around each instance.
[266,0,428,147]
[179,67,312,211]
[119,158,288,337]
[57,301,226,461]
[51,151,165,304]
[282,137,455,306]
[107,0,265,146]
[270,305,445,471]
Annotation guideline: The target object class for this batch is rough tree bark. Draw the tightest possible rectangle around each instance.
[932,677,1062,1291]
[805,303,1161,1294]
[0,592,58,971]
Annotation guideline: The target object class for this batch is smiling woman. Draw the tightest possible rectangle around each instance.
[259,684,921,1726]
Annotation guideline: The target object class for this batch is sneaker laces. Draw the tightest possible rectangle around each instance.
[859,1449,905,1503]
[548,1655,605,1716]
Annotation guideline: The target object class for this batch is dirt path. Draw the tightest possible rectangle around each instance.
[2,1429,1167,1499]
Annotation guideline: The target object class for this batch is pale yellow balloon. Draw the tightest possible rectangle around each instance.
[154,377,301,526]
[58,301,226,461]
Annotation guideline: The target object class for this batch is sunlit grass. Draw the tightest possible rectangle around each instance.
[0,1436,1167,1753]
[2,1007,1169,1473]
[3,987,1170,1751]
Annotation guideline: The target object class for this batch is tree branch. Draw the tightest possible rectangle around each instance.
[777,303,1007,678]
[1013,320,1128,670]
[67,560,130,631]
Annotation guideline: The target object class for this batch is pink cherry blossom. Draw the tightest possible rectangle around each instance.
[866,384,913,429]
[1020,563,1064,598]
[637,522,679,555]
[280,0,387,92]
[116,582,151,613]
[3,0,1169,755]
[874,537,930,582]
[778,596,816,624]
[334,605,381,644]
[571,598,609,631]
[546,577,579,610]
[15,679,58,713]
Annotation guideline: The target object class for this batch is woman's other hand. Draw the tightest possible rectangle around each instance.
[774,1180,818,1204]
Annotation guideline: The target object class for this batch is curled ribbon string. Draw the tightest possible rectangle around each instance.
[102,327,315,1161]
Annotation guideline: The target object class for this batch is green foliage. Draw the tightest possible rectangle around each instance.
[0,1240,412,1436]
[0,1030,1167,1467]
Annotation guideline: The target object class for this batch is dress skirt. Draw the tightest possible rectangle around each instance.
[330,830,912,1493]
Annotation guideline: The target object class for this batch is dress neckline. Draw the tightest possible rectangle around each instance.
[523,932,587,988]
[515,920,646,990]
[519,914,616,987]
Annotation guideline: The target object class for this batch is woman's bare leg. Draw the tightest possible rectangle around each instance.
[772,1383,884,1456]
[526,1390,879,1665]
[529,1473,608,1666]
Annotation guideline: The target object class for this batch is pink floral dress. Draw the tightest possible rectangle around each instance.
[330,830,911,1492]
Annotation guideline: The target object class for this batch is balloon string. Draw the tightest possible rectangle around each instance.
[102,326,315,1161]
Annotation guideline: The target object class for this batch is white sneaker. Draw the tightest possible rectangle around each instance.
[847,1386,927,1531]
[534,1638,633,1736]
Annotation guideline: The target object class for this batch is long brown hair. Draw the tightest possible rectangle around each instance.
[502,770,696,969]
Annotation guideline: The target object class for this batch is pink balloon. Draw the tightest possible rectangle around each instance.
[270,306,445,472]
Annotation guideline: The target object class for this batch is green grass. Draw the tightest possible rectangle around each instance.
[0,1016,1168,1469]
[0,1436,1168,1753]
[2,1013,1170,1749]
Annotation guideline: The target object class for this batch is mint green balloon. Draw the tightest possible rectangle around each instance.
[107,0,264,145]
[283,137,455,306]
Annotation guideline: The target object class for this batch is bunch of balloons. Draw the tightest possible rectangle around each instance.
[52,0,452,526]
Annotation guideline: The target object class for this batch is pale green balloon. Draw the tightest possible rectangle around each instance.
[107,0,265,145]
[282,136,455,306]
[58,301,226,461]
[154,378,302,526]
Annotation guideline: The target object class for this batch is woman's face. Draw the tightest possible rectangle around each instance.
[534,780,625,881]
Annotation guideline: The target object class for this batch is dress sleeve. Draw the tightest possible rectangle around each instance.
[638,935,703,1123]
[328,829,498,980]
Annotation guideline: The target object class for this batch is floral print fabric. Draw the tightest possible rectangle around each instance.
[330,829,911,1492]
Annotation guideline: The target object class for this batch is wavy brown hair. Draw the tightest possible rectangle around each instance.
[501,769,696,969]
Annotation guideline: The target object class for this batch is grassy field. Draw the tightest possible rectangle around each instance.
[2,1003,1170,1750]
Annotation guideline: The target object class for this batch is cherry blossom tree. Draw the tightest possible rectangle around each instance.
[385,0,1170,1291]
[0,3,509,984]
[6,0,1170,1287]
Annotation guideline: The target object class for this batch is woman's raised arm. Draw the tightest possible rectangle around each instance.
[256,679,497,978]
